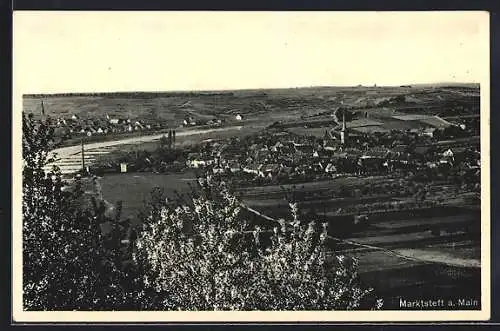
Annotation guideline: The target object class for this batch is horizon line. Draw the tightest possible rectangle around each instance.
[22,82,480,97]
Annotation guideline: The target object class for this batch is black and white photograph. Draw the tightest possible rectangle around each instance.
[12,11,490,322]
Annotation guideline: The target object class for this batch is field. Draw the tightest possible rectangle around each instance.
[24,84,479,131]
[98,171,198,220]
[92,171,480,309]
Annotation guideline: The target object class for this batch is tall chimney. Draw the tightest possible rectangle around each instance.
[41,100,45,117]
[81,138,85,174]
[340,109,347,145]
[342,109,346,131]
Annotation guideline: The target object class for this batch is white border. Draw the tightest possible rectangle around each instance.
[12,10,491,323]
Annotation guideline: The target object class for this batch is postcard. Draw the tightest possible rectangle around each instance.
[12,10,490,322]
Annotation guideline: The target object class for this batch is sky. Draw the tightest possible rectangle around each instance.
[13,11,489,94]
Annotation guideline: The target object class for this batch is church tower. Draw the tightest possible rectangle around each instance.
[340,109,348,145]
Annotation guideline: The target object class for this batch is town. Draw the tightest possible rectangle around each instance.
[31,99,231,147]
[18,10,487,315]
[25,84,482,310]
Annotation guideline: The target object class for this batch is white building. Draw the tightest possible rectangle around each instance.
[325,163,337,173]
[443,149,454,158]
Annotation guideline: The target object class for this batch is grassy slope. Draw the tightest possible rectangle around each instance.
[23,85,479,131]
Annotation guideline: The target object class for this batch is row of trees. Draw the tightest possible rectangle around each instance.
[22,113,382,311]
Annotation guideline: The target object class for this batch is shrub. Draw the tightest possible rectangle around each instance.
[134,178,382,310]
[22,113,140,310]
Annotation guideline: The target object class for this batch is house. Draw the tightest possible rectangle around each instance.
[109,118,120,125]
[442,149,454,158]
[71,114,79,121]
[235,114,243,121]
[325,163,337,173]
[97,127,104,134]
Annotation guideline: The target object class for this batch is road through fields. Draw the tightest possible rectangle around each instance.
[44,125,245,174]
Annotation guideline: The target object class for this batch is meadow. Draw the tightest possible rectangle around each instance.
[99,171,198,220]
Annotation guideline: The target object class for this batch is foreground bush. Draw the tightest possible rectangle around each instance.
[134,178,382,310]
[22,114,139,310]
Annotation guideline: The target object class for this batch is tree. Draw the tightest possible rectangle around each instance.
[159,134,169,149]
[22,113,139,310]
[133,177,382,310]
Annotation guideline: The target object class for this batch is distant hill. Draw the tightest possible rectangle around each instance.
[23,83,479,129]
[23,91,236,98]
[22,82,479,98]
